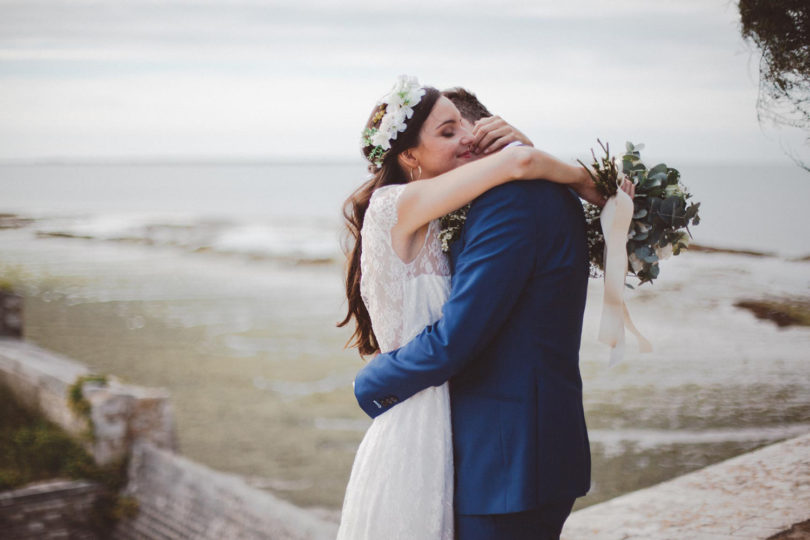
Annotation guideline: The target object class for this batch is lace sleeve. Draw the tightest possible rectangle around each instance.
[366,183,406,233]
[360,184,408,353]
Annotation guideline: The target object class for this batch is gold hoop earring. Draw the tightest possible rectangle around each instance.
[410,166,422,182]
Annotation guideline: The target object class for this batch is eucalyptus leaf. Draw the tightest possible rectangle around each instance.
[635,245,658,263]
[643,176,662,189]
[654,196,688,228]
[666,169,680,185]
[648,163,668,176]
[649,227,663,246]
[582,139,697,284]
[622,158,632,174]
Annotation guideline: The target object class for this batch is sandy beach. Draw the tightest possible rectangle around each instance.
[1,217,808,512]
[0,160,808,512]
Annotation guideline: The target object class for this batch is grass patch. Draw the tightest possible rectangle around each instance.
[67,374,108,442]
[0,279,16,293]
[0,383,138,531]
[735,298,810,327]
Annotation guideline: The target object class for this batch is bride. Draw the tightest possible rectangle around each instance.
[337,76,603,539]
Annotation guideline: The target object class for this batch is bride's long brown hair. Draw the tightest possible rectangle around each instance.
[338,86,441,356]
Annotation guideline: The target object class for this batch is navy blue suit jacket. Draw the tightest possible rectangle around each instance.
[354,180,591,515]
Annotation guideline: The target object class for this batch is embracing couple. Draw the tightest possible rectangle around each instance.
[337,76,633,540]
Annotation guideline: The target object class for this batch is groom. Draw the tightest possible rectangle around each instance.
[354,88,591,540]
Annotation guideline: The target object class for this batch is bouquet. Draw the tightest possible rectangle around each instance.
[579,141,701,285]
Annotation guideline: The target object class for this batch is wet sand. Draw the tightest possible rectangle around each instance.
[2,229,809,511]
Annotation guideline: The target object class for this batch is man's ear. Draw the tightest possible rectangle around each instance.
[397,149,419,172]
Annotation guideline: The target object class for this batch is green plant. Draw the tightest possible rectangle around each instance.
[1,383,139,532]
[67,374,108,442]
[579,141,701,284]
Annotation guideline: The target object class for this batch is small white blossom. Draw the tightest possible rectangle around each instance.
[628,253,644,273]
[372,123,392,150]
[362,75,425,162]
[664,183,684,198]
[389,107,409,131]
[383,75,425,109]
[655,243,674,260]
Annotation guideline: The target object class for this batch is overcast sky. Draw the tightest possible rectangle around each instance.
[0,0,807,164]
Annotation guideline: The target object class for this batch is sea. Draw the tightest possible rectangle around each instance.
[1,160,809,514]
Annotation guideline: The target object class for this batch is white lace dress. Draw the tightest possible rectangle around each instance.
[336,184,454,540]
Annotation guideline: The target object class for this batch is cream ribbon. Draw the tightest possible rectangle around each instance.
[598,188,653,366]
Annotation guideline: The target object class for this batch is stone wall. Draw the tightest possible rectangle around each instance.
[0,479,105,540]
[114,440,337,540]
[0,292,22,338]
[562,432,810,539]
[0,335,336,539]
[0,338,177,465]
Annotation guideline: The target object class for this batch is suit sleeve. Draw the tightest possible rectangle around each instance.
[354,182,538,418]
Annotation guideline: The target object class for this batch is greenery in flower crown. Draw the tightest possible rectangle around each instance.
[580,140,701,285]
[361,75,426,169]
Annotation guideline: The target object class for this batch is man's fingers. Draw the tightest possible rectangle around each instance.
[482,134,517,154]
[472,116,505,145]
[472,115,502,136]
[476,126,512,153]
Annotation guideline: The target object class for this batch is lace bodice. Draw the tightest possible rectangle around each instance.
[360,183,451,353]
[339,183,454,540]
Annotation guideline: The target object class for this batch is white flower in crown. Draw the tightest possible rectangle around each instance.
[389,106,410,131]
[383,75,425,111]
[362,75,426,167]
[372,120,393,150]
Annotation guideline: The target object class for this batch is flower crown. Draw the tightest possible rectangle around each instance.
[361,75,426,168]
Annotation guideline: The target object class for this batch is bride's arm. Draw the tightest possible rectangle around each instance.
[394,145,591,236]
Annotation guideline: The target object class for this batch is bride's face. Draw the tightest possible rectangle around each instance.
[408,97,475,179]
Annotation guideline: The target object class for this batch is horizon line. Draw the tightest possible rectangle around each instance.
[0,155,799,168]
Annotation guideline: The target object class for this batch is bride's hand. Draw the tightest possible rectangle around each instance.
[574,172,636,207]
[619,176,635,198]
[573,168,607,207]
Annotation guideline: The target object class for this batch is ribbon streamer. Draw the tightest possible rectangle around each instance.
[598,188,653,366]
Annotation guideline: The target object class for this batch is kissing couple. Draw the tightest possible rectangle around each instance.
[337,76,634,540]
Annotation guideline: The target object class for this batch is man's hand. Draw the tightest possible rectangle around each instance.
[472,116,534,155]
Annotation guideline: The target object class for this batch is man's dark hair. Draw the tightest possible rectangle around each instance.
[442,87,492,123]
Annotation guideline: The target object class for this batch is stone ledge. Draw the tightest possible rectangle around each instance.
[115,440,337,540]
[0,479,101,505]
[0,338,177,465]
[562,432,810,539]
[0,479,104,540]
